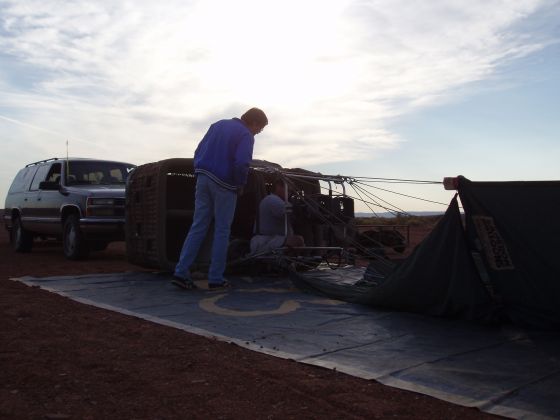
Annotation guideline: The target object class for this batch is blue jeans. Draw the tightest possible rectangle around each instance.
[174,174,237,284]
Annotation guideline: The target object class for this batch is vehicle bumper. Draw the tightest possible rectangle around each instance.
[79,218,125,239]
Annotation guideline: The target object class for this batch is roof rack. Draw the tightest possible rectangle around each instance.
[25,158,60,167]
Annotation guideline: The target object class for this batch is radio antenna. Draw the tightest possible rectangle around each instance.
[66,140,70,184]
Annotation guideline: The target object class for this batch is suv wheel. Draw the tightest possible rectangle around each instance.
[63,214,89,260]
[11,217,33,252]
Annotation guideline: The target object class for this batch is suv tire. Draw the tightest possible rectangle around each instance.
[63,214,89,260]
[11,217,33,253]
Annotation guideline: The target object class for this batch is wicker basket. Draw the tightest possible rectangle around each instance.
[125,158,201,271]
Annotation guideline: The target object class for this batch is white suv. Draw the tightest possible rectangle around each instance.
[3,157,136,259]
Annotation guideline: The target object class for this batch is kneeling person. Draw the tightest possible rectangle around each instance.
[250,178,304,254]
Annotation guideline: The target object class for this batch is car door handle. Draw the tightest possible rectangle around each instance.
[24,198,28,201]
[37,198,42,201]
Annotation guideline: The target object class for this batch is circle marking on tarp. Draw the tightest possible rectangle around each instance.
[198,287,344,317]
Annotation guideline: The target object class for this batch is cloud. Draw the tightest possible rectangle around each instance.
[0,0,554,176]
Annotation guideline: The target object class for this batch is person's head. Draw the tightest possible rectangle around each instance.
[272,177,286,198]
[241,107,268,135]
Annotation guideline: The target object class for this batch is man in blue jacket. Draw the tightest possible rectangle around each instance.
[172,108,268,290]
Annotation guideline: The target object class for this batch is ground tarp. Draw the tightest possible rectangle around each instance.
[13,273,560,419]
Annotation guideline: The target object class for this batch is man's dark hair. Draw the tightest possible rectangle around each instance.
[241,107,268,127]
[272,177,285,189]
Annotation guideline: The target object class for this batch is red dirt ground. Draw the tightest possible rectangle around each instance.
[0,226,499,419]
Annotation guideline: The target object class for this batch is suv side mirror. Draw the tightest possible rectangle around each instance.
[39,181,61,191]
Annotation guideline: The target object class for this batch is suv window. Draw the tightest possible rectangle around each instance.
[67,161,134,185]
[29,164,51,191]
[45,163,62,184]
[8,166,38,194]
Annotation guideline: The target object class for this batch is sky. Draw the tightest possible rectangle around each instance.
[1,0,559,213]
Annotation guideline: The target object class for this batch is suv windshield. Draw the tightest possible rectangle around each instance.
[66,161,135,186]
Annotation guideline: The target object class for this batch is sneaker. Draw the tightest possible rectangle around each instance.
[171,276,198,290]
[208,280,231,290]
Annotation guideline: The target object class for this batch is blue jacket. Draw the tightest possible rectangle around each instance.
[194,118,255,190]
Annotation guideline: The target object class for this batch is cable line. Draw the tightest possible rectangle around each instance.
[351,176,441,184]
[354,180,450,207]
[351,182,409,216]
[348,184,381,218]
[252,166,450,209]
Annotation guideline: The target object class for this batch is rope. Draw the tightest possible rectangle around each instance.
[247,167,442,269]
[351,176,441,184]
[348,184,380,218]
[272,171,400,215]
[278,170,441,185]
[351,182,410,216]
[353,180,450,207]
[252,166,449,209]
[279,175,399,266]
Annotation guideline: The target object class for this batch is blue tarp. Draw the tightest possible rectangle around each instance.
[13,272,560,419]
